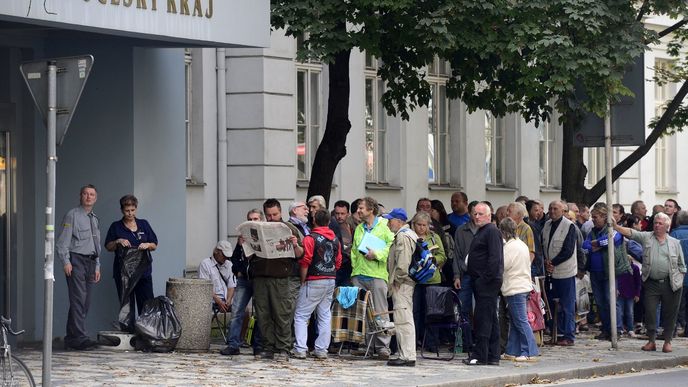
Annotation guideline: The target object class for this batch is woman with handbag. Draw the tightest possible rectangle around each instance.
[500,218,539,362]
[105,194,158,330]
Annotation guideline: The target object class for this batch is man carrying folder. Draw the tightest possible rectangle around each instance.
[351,197,395,358]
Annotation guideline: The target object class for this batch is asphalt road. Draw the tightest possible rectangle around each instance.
[548,368,688,386]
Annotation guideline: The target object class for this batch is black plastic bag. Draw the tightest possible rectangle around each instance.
[425,286,458,323]
[134,296,182,353]
[118,247,152,332]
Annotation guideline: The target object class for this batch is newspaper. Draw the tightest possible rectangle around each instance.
[236,221,296,259]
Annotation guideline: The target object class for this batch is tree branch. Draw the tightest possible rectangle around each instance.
[658,19,688,39]
[587,80,688,201]
[635,1,649,22]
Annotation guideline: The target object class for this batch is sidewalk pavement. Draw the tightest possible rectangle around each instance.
[15,331,688,386]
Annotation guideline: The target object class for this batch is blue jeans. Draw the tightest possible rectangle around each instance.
[228,277,261,350]
[616,297,634,332]
[458,274,474,350]
[293,279,336,354]
[589,271,611,335]
[505,293,540,357]
[549,276,576,341]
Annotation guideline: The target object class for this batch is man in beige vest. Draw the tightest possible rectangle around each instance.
[542,200,578,346]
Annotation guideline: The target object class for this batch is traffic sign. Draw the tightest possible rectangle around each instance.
[20,55,94,145]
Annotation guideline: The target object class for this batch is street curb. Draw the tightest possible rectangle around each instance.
[422,355,688,387]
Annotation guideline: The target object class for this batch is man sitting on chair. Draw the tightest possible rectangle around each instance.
[199,241,236,333]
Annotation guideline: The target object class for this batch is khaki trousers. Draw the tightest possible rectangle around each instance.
[392,282,416,361]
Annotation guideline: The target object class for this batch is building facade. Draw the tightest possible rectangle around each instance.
[186,15,688,271]
[0,1,269,342]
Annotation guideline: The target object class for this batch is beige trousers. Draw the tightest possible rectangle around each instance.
[392,282,416,361]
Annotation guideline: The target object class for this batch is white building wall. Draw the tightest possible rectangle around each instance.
[195,27,688,242]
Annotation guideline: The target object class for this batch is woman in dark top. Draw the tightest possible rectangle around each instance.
[105,194,158,322]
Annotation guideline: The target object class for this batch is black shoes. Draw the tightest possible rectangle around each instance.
[387,358,416,367]
[594,333,611,341]
[65,338,98,351]
[462,358,499,366]
[220,346,240,356]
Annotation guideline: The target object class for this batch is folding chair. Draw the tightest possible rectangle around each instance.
[331,287,369,355]
[364,295,395,358]
[420,287,462,361]
[211,304,229,343]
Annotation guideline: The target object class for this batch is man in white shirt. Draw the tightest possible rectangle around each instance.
[198,241,236,313]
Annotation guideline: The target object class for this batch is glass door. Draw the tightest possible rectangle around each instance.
[0,131,9,316]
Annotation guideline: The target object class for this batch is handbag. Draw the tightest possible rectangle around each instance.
[526,289,545,331]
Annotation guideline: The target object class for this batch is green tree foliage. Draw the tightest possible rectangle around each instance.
[272,1,688,205]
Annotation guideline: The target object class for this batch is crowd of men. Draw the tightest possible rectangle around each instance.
[61,183,686,364]
[195,194,688,366]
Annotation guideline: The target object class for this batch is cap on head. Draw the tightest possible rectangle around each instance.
[382,208,408,222]
[215,240,233,257]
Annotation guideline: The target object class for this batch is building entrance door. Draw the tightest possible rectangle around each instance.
[0,104,12,317]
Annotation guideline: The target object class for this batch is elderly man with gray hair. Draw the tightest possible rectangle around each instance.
[615,212,687,353]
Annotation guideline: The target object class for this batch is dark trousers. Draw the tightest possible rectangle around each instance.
[253,276,300,354]
[471,277,501,363]
[114,271,154,328]
[644,278,683,343]
[65,253,97,346]
[547,276,576,341]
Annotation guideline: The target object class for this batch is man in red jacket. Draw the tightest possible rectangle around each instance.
[292,209,342,359]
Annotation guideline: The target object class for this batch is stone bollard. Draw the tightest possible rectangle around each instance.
[166,277,213,352]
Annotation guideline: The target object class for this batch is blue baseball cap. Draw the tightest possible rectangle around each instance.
[382,208,408,222]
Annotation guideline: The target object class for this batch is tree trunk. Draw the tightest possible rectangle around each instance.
[306,49,352,206]
[562,80,688,206]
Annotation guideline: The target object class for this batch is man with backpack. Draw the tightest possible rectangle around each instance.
[383,208,418,367]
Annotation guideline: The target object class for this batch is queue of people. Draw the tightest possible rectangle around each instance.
[56,185,688,369]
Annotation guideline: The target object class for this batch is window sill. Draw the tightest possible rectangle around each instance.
[486,185,517,192]
[429,184,462,191]
[365,183,402,191]
[539,187,562,193]
[655,189,679,195]
[186,179,206,187]
[296,180,338,189]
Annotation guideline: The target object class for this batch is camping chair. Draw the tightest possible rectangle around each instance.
[421,287,462,361]
[211,304,229,343]
[363,295,395,359]
[331,287,369,355]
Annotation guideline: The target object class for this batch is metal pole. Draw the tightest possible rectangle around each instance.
[42,61,57,387]
[605,103,618,350]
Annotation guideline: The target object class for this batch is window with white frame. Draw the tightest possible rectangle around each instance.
[365,53,387,183]
[428,57,450,184]
[295,36,322,180]
[538,119,557,188]
[654,59,672,190]
[484,112,505,185]
[584,148,601,188]
[184,48,193,181]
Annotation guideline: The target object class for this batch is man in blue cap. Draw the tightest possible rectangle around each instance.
[383,208,418,366]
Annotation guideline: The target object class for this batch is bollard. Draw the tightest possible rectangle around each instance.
[166,277,213,352]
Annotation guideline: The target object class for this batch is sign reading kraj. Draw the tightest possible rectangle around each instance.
[0,0,268,47]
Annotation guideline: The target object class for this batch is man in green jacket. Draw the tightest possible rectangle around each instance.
[351,196,395,358]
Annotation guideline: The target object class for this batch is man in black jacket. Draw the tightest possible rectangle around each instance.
[463,202,504,366]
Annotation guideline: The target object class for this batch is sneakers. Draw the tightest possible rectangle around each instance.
[220,346,240,356]
[291,350,307,359]
[274,351,290,362]
[626,331,637,338]
[514,356,535,362]
[313,351,328,360]
[500,354,516,361]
